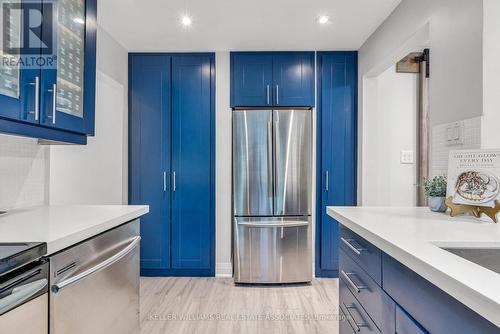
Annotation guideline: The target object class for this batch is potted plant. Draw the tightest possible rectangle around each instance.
[423,176,448,212]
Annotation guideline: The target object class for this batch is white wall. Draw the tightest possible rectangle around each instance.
[215,52,233,277]
[482,0,500,149]
[363,66,417,206]
[0,135,49,209]
[49,27,129,205]
[358,0,484,203]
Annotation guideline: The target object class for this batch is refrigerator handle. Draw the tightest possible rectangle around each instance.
[267,119,273,199]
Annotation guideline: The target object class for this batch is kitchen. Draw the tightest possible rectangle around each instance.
[0,0,499,333]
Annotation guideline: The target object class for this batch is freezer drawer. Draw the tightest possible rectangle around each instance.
[274,109,312,216]
[49,220,140,334]
[233,109,274,216]
[234,217,312,283]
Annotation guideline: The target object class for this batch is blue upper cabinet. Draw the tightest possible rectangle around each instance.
[231,52,315,108]
[40,0,96,135]
[231,53,273,107]
[273,53,314,107]
[0,0,96,144]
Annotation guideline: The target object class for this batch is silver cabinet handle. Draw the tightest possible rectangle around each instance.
[52,236,141,293]
[341,237,367,255]
[266,85,270,105]
[341,270,367,293]
[47,84,57,124]
[342,302,369,332]
[163,171,167,192]
[325,171,329,192]
[172,171,176,192]
[276,85,279,105]
[52,83,57,124]
[28,77,40,120]
[0,278,47,315]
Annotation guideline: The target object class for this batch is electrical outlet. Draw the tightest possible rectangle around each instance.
[401,150,414,164]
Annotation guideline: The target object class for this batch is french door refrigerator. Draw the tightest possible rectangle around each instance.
[233,109,312,283]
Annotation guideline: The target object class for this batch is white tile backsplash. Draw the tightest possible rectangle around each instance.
[431,116,482,177]
[0,134,49,210]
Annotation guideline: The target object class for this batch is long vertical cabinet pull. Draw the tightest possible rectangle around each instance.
[163,172,167,192]
[325,171,329,192]
[267,85,270,105]
[34,77,40,120]
[172,171,176,192]
[276,85,279,105]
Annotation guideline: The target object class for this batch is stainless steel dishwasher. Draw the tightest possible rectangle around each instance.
[48,220,141,334]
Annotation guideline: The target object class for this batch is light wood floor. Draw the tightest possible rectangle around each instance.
[140,277,340,334]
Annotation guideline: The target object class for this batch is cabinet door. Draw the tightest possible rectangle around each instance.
[231,53,273,107]
[171,54,213,270]
[129,55,171,271]
[317,52,357,276]
[0,1,41,123]
[273,53,314,107]
[40,0,96,134]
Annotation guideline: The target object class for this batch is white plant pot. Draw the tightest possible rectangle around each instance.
[429,196,447,212]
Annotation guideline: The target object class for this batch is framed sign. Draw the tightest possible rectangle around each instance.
[447,149,500,208]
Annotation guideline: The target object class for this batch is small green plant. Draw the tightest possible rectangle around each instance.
[423,176,447,197]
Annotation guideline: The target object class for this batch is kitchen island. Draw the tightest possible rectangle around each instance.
[328,206,500,333]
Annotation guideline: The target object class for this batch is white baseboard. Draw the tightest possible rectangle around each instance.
[216,262,233,277]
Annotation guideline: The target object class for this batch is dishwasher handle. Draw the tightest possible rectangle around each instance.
[51,236,141,293]
[0,278,48,315]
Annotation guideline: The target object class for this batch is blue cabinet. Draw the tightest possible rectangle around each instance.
[273,53,314,107]
[0,0,96,144]
[231,54,273,107]
[129,53,215,277]
[129,55,171,271]
[171,55,214,270]
[230,52,314,107]
[316,52,357,277]
[338,225,499,334]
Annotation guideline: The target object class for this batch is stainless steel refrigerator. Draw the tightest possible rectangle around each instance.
[233,109,312,283]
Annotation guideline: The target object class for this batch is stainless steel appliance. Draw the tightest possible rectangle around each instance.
[233,109,312,283]
[0,243,49,334]
[48,220,140,334]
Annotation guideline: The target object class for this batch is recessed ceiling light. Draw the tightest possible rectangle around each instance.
[181,15,192,27]
[318,15,330,25]
[73,17,85,25]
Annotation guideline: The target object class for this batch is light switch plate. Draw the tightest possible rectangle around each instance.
[400,150,414,164]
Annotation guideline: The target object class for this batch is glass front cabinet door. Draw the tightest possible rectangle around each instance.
[0,0,41,123]
[41,0,96,135]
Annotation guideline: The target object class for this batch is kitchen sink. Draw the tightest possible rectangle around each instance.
[441,247,500,275]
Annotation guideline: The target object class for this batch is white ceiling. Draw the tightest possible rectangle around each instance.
[98,0,401,52]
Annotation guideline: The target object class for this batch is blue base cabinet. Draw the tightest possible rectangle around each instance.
[316,52,357,278]
[230,52,314,108]
[338,226,499,334]
[129,53,215,277]
[0,0,96,144]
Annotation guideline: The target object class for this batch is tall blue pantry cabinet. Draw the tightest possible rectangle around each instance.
[129,53,215,276]
[316,52,358,277]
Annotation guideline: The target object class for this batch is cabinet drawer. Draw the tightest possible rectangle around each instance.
[340,226,382,285]
[339,278,379,334]
[339,308,355,334]
[396,306,428,334]
[383,254,499,334]
[340,249,395,332]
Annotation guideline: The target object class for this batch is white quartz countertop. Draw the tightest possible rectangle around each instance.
[0,205,149,255]
[328,206,500,328]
